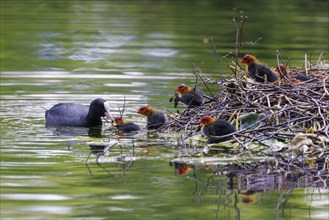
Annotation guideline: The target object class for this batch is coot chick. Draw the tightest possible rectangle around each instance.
[114,116,140,133]
[45,98,112,127]
[137,106,166,130]
[199,115,236,143]
[275,64,314,83]
[176,84,204,107]
[240,54,278,83]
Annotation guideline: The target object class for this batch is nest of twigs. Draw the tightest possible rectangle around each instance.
[163,64,329,151]
[164,63,329,185]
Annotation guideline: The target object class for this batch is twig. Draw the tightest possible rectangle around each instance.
[211,36,223,86]
[118,95,127,117]
[305,54,308,76]
[316,52,324,65]
[193,64,219,105]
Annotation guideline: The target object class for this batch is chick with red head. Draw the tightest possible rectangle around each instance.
[137,106,166,130]
[199,115,236,144]
[275,64,314,83]
[240,54,278,83]
[114,116,140,133]
[176,84,204,107]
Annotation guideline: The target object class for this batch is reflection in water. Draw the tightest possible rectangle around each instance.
[85,141,135,176]
[170,161,192,176]
[46,126,103,137]
[169,160,329,219]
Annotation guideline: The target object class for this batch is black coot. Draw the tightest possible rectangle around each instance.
[45,98,112,127]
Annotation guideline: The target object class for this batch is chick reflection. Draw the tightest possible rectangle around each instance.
[170,161,192,176]
[240,190,257,204]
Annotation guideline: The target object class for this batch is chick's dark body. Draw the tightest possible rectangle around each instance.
[293,75,314,82]
[180,88,204,107]
[202,119,236,143]
[147,112,166,129]
[116,122,140,133]
[247,63,278,83]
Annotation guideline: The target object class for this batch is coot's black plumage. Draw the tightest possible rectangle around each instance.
[45,98,112,127]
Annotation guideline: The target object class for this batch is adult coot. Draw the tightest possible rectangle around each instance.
[45,98,112,127]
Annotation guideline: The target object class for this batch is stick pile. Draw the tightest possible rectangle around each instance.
[163,65,329,150]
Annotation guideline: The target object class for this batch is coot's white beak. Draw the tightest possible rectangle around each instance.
[103,101,113,122]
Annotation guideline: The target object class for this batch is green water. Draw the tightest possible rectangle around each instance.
[1,0,328,219]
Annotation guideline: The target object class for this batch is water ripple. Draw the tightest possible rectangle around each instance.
[1,193,71,201]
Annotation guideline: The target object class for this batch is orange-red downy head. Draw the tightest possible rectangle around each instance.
[240,54,257,65]
[176,163,191,175]
[137,106,155,116]
[176,84,191,95]
[275,64,288,74]
[198,115,216,126]
[114,116,126,125]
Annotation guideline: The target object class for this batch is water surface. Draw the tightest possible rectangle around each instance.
[1,1,328,219]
